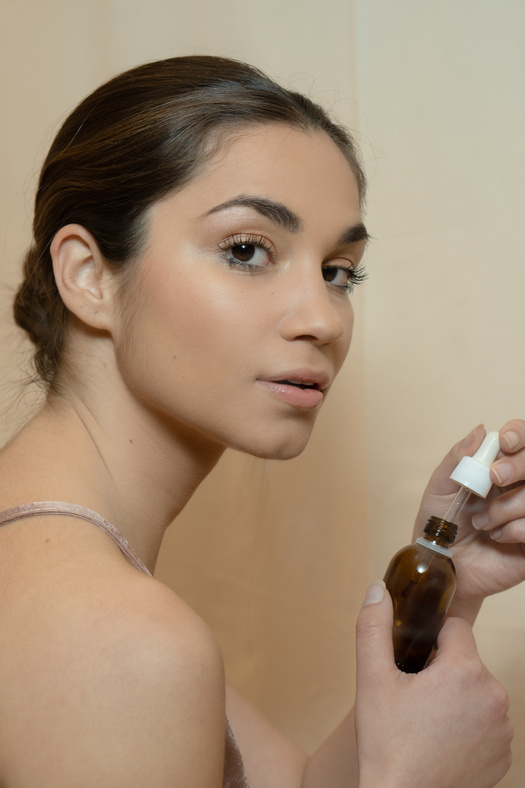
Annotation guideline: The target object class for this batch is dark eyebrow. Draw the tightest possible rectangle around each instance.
[336,222,370,246]
[206,195,302,233]
[205,194,369,245]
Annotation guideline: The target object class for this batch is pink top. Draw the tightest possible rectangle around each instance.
[0,501,249,788]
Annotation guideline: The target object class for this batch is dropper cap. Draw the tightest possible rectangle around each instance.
[449,431,500,498]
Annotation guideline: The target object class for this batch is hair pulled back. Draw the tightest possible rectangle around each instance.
[13,55,366,386]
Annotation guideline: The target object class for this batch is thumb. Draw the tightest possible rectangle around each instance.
[425,424,485,498]
[355,580,396,686]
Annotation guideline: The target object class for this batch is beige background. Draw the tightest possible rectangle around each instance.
[1,1,524,785]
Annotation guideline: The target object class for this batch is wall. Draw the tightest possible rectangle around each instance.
[1,1,525,783]
[356,2,525,785]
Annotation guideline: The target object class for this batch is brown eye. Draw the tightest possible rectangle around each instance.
[223,241,272,269]
[322,266,350,286]
[322,263,367,293]
[219,235,274,270]
[323,267,339,283]
[231,244,257,263]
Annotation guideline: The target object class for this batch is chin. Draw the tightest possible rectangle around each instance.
[250,444,307,461]
[231,420,316,461]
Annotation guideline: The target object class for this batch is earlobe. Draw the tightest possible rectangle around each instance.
[50,224,113,331]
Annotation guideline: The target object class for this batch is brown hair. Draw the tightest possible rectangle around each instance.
[13,55,366,386]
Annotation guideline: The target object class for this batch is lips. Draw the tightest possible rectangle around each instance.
[262,370,331,391]
[257,370,330,409]
[276,379,320,390]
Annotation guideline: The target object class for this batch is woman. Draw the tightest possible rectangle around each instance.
[0,55,522,787]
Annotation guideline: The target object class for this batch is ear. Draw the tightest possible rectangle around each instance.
[50,224,115,331]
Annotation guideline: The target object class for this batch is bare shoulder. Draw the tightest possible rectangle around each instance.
[0,570,226,787]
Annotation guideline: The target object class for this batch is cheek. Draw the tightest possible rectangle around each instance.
[128,266,258,369]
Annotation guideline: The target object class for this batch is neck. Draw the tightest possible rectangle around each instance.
[1,385,225,572]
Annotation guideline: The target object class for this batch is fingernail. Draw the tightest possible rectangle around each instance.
[502,431,519,451]
[472,511,489,530]
[492,462,513,485]
[490,528,502,540]
[363,580,386,606]
[462,424,484,448]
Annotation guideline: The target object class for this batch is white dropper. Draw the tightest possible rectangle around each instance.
[444,431,501,523]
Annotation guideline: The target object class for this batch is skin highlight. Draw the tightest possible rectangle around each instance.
[99,125,366,466]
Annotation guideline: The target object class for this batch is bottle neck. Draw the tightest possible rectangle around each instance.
[423,516,458,548]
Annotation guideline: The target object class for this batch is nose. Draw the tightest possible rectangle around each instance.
[278,269,352,346]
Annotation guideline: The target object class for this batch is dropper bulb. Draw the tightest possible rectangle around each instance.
[472,432,501,466]
[449,431,500,498]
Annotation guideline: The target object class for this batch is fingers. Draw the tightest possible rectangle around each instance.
[472,485,525,542]
[424,424,486,497]
[423,420,525,504]
[355,602,513,788]
[461,423,486,454]
[491,419,525,487]
[434,620,512,759]
[468,419,525,541]
[355,581,397,685]
[433,614,480,663]
[499,419,525,452]
[355,584,482,680]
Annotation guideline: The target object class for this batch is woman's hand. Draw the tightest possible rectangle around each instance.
[355,582,513,788]
[413,421,525,623]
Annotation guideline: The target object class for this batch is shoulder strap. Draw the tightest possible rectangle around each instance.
[0,502,151,576]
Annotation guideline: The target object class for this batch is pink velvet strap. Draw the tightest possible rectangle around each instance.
[0,501,151,576]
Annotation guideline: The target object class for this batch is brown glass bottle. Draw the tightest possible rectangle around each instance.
[383,516,457,673]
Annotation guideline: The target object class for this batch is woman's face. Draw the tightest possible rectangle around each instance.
[114,124,367,459]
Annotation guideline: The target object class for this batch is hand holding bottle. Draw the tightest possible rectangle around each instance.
[354,581,513,788]
[413,420,525,621]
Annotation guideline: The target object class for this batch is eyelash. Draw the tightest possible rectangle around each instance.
[322,263,368,294]
[217,234,367,294]
[218,234,274,270]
